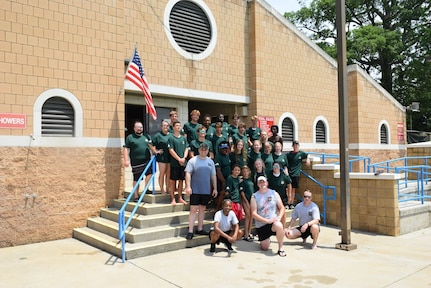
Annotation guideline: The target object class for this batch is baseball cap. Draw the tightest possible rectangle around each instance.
[219,142,229,149]
[292,140,299,145]
[257,176,267,182]
[199,142,209,150]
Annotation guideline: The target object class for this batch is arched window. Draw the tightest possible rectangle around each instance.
[34,89,83,138]
[281,117,294,142]
[315,120,326,143]
[380,124,388,144]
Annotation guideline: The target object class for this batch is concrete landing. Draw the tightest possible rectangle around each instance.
[1,226,430,288]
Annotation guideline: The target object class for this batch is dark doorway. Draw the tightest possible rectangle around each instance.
[125,104,171,137]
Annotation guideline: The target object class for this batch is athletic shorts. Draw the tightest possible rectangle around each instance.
[290,176,300,188]
[132,161,151,181]
[190,194,211,206]
[256,223,276,242]
[170,166,185,180]
[231,202,243,221]
[296,224,320,239]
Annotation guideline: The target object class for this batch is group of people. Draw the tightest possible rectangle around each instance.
[123,109,319,256]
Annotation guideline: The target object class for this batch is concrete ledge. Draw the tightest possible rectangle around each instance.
[399,201,431,235]
[312,164,340,170]
[334,172,405,180]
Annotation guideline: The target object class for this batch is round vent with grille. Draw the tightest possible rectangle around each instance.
[164,0,217,60]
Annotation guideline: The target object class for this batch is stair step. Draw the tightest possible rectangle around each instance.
[112,199,190,215]
[87,216,213,243]
[100,208,214,228]
[73,226,210,259]
[123,191,190,204]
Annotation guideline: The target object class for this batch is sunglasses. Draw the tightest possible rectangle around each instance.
[303,195,311,199]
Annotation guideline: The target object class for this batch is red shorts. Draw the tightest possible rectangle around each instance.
[231,202,243,221]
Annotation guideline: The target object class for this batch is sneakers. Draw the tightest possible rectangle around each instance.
[210,243,215,253]
[225,242,233,251]
[186,232,194,240]
[196,229,209,235]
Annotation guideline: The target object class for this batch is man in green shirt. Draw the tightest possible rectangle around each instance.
[287,140,310,207]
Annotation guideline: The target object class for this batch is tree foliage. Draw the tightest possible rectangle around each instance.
[285,0,431,130]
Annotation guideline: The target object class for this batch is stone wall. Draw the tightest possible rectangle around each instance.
[0,147,122,247]
[301,163,401,236]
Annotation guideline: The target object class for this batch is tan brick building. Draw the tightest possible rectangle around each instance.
[0,0,406,246]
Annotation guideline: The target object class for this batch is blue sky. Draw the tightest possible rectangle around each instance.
[264,0,306,14]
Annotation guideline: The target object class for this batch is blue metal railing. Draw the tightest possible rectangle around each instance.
[308,152,371,173]
[368,157,431,204]
[118,155,156,262]
[300,170,336,225]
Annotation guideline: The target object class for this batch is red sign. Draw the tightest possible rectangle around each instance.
[0,113,27,129]
[397,122,404,142]
[258,116,274,135]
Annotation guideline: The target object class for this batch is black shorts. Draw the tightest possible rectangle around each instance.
[256,223,276,241]
[170,166,185,180]
[296,224,320,239]
[132,161,152,181]
[190,194,211,206]
[290,176,300,188]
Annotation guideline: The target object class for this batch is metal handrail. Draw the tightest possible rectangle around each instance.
[368,157,431,204]
[300,170,336,225]
[308,152,371,172]
[118,155,156,262]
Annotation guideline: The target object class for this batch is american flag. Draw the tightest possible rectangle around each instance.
[125,48,157,120]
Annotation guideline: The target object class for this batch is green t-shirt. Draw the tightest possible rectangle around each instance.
[231,133,249,151]
[124,133,152,166]
[239,177,255,202]
[183,121,200,144]
[261,153,274,176]
[205,126,216,141]
[229,152,247,168]
[211,134,228,156]
[168,134,189,167]
[273,153,289,169]
[287,151,308,176]
[189,139,214,156]
[214,153,231,179]
[267,173,292,200]
[247,150,261,178]
[228,124,239,137]
[247,127,262,142]
[225,175,240,203]
[152,131,170,163]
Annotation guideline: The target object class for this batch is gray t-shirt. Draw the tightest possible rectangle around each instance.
[184,156,216,195]
[292,202,320,226]
[253,189,278,228]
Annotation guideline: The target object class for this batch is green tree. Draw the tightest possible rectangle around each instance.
[285,0,431,130]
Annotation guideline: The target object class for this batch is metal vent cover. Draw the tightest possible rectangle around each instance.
[41,97,74,137]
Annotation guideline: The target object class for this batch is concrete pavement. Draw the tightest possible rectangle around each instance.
[1,226,430,288]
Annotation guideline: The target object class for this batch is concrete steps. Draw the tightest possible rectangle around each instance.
[73,191,217,260]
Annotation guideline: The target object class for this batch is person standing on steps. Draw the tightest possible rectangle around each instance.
[168,120,189,205]
[123,120,155,202]
[185,143,218,240]
[286,140,310,208]
[285,190,320,250]
[151,120,171,195]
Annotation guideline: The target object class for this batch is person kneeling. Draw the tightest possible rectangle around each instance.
[209,199,243,253]
[285,190,320,249]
